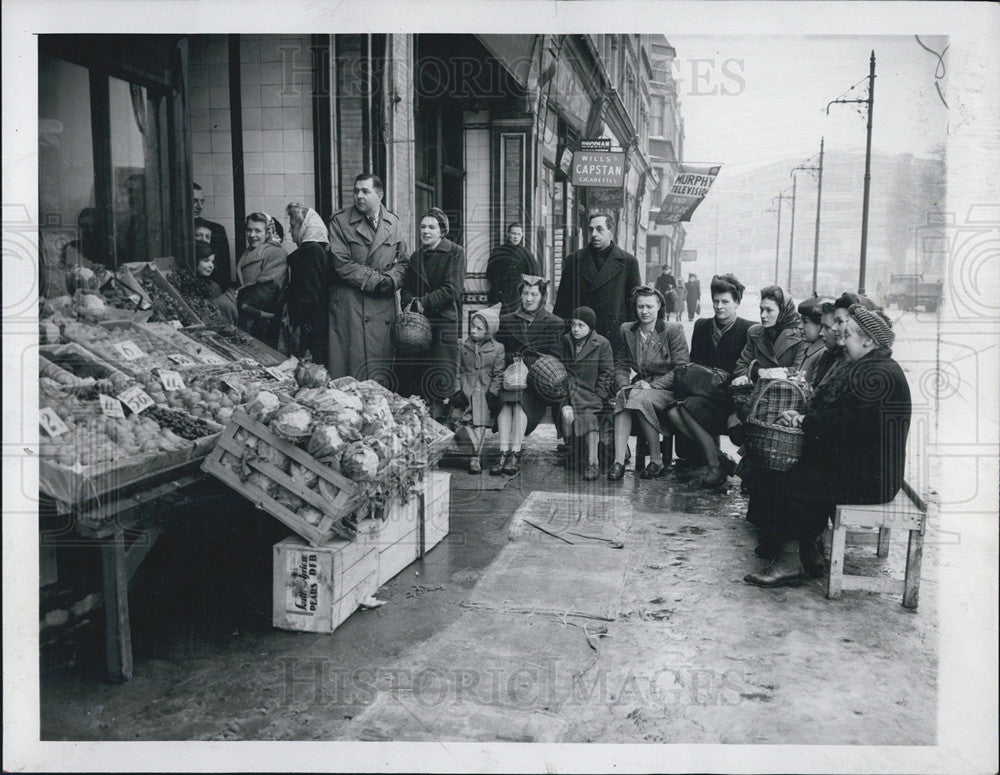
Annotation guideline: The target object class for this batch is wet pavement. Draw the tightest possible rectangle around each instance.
[39,423,941,744]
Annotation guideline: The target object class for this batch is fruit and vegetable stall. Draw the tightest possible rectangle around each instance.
[38,259,453,682]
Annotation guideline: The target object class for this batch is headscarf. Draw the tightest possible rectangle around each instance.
[849,303,895,349]
[518,274,549,295]
[295,207,329,246]
[760,286,800,341]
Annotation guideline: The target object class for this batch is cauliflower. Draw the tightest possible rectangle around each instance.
[294,359,329,389]
[323,404,363,442]
[298,505,325,526]
[273,488,305,512]
[340,442,380,481]
[245,391,281,424]
[360,393,395,436]
[305,388,363,413]
[245,471,276,496]
[269,403,313,441]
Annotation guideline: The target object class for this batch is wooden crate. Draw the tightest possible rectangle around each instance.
[202,409,361,546]
[372,471,451,586]
[272,530,379,633]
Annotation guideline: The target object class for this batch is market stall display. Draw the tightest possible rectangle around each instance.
[183,326,287,366]
[163,266,232,327]
[62,320,222,375]
[128,263,203,326]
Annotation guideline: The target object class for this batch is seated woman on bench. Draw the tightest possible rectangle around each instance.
[744,304,912,588]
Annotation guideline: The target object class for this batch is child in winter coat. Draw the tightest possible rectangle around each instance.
[450,303,506,474]
[560,306,615,480]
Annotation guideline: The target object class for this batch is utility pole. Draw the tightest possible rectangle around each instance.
[766,192,791,285]
[827,50,876,295]
[793,141,824,294]
[787,173,798,291]
[812,137,825,294]
[713,203,719,275]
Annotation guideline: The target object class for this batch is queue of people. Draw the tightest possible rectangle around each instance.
[185,177,911,590]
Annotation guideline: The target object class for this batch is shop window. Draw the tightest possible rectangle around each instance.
[109,77,164,264]
[39,55,100,288]
[500,134,524,238]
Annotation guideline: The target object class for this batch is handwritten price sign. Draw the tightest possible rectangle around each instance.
[99,394,127,419]
[118,386,154,415]
[113,339,147,361]
[198,349,227,365]
[39,407,70,437]
[167,353,197,366]
[159,370,186,392]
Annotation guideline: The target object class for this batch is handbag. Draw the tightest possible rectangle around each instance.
[502,356,529,391]
[672,363,729,400]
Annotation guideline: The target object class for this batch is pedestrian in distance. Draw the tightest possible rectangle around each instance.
[685,273,701,321]
[491,275,564,476]
[559,306,615,481]
[450,303,505,474]
[485,222,539,317]
[281,202,331,366]
[553,211,641,359]
[396,207,467,418]
[653,264,676,301]
[327,173,410,385]
[607,286,690,481]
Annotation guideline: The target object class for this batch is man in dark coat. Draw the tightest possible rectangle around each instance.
[327,173,410,384]
[745,304,911,588]
[553,211,642,358]
[685,273,701,321]
[193,182,232,290]
[486,222,539,316]
[653,265,675,299]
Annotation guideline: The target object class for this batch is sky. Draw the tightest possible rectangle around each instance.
[670,35,950,174]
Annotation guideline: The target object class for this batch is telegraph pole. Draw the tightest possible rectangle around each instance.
[827,51,876,295]
[787,173,797,291]
[767,192,791,285]
[812,137,825,294]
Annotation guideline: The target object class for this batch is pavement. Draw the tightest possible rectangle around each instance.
[39,422,941,745]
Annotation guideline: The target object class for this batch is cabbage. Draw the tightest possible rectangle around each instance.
[360,394,395,436]
[245,391,281,424]
[295,359,329,389]
[299,505,325,526]
[302,387,363,413]
[273,488,305,512]
[324,404,363,442]
[245,471,275,496]
[256,442,290,473]
[289,461,318,489]
[340,442,379,481]
[269,403,313,441]
[306,424,346,466]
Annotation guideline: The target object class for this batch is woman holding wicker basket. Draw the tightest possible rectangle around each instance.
[743,304,911,588]
[490,275,565,476]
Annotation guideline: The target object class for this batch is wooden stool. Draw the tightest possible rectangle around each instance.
[827,480,937,609]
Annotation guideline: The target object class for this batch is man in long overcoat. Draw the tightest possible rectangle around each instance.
[327,173,409,384]
[553,212,641,358]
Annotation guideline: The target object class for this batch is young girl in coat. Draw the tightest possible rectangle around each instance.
[450,303,505,474]
[560,306,615,481]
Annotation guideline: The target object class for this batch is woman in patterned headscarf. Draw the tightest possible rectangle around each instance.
[732,285,807,384]
[281,203,330,364]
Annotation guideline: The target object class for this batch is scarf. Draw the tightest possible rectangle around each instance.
[711,317,736,348]
[765,294,801,343]
[591,242,614,270]
[296,207,329,245]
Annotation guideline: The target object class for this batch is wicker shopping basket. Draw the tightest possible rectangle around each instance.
[392,298,433,355]
[502,356,529,391]
[529,354,570,401]
[744,378,809,471]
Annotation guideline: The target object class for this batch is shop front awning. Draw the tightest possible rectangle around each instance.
[475,34,538,89]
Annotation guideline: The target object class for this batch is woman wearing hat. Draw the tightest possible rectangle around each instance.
[491,275,565,476]
[396,207,467,417]
[560,306,615,480]
[608,285,690,481]
[744,305,911,588]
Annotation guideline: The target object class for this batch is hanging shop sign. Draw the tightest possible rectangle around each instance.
[589,187,624,209]
[572,150,626,188]
[681,249,698,262]
[655,163,723,225]
[579,138,612,152]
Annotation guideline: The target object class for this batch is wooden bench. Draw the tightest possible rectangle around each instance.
[827,480,938,609]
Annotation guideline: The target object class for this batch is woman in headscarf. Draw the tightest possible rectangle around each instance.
[491,275,565,476]
[732,285,806,384]
[743,305,911,588]
[281,202,331,366]
[214,212,288,345]
[607,286,690,481]
[396,207,467,418]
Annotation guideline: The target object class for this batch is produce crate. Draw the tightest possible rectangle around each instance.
[183,326,286,366]
[127,262,203,326]
[417,418,455,468]
[272,472,450,633]
[272,530,379,633]
[136,322,232,366]
[63,320,217,377]
[202,409,361,546]
[39,343,132,393]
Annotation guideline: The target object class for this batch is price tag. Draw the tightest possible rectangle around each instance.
[198,349,228,365]
[167,320,184,329]
[275,356,299,375]
[264,367,286,381]
[118,386,154,415]
[99,394,127,419]
[113,339,147,361]
[220,376,244,394]
[167,353,197,366]
[39,407,70,437]
[159,370,186,392]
